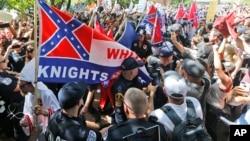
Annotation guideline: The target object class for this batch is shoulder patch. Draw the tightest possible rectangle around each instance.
[115,93,123,107]
[1,77,12,85]
[87,130,97,141]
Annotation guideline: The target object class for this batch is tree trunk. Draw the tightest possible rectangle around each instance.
[66,0,71,11]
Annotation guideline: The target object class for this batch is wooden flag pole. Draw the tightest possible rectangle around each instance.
[88,10,96,27]
[114,16,127,40]
[151,8,158,44]
[89,0,101,27]
[135,2,148,31]
[28,0,39,140]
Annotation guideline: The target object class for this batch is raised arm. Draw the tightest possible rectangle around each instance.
[213,44,232,90]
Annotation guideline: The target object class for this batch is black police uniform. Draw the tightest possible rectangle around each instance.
[131,40,152,60]
[160,61,175,72]
[45,110,103,141]
[103,118,168,141]
[0,71,27,140]
[111,75,143,124]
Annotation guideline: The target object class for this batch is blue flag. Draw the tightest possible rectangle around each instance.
[117,21,138,49]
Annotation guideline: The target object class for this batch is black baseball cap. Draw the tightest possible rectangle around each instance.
[121,57,144,70]
[159,46,173,58]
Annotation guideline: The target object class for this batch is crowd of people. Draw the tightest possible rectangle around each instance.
[0,1,250,141]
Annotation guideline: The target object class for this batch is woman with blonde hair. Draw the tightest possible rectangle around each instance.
[223,43,243,79]
[224,43,239,64]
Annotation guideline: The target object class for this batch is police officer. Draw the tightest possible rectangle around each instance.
[45,81,103,141]
[131,28,152,62]
[146,45,176,109]
[0,55,28,141]
[111,57,144,124]
[104,88,168,141]
[170,23,190,47]
[147,43,176,74]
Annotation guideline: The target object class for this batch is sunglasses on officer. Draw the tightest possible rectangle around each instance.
[19,82,32,89]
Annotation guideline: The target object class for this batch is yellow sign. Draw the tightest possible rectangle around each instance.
[206,0,218,22]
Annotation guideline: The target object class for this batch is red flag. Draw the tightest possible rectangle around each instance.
[175,4,185,19]
[146,5,163,45]
[188,2,199,27]
[213,11,237,39]
[94,17,106,35]
[151,12,163,45]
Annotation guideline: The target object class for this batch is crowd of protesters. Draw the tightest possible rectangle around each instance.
[0,1,250,141]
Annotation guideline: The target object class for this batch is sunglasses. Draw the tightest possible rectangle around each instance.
[19,82,31,88]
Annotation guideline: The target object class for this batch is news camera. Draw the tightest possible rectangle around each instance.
[146,56,161,86]
[164,23,182,42]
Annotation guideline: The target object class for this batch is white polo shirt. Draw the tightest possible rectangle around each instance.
[149,96,203,137]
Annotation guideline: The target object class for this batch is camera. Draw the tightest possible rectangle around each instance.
[163,31,171,42]
[147,56,162,86]
[0,23,10,28]
[12,45,21,49]
[149,68,161,86]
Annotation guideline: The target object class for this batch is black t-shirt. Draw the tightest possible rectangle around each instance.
[104,118,168,141]
[131,40,152,60]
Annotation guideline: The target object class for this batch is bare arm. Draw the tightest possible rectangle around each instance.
[236,37,250,54]
[81,89,96,115]
[170,32,185,53]
[231,50,244,79]
[146,83,157,117]
[217,38,227,60]
[213,45,232,90]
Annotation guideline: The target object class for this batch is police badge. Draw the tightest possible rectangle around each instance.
[2,77,12,85]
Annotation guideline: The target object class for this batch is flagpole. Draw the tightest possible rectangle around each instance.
[151,8,158,44]
[135,2,148,31]
[88,10,96,27]
[34,0,39,122]
[114,16,127,40]
[28,0,39,140]
[89,0,101,27]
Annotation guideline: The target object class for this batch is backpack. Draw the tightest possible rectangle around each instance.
[161,99,212,141]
